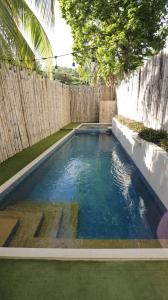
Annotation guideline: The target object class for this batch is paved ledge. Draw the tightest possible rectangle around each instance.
[1,248,168,261]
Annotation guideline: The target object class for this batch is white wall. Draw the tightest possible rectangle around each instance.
[112,118,168,209]
[116,52,168,132]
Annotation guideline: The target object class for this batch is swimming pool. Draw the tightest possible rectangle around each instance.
[2,129,166,240]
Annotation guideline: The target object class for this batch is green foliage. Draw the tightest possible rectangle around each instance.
[53,66,83,85]
[159,139,168,152]
[115,115,145,132]
[139,128,168,144]
[115,115,168,152]
[59,0,168,81]
[0,0,55,70]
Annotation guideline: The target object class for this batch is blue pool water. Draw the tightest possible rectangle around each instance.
[3,133,165,239]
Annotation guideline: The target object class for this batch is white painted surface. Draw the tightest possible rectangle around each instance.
[112,118,168,209]
[116,52,168,132]
[0,247,168,260]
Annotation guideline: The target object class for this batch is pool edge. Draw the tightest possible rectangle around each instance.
[0,247,168,261]
[0,123,112,201]
[0,128,78,201]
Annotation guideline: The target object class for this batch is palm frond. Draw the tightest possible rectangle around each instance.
[33,0,55,26]
[0,1,35,66]
[0,0,54,70]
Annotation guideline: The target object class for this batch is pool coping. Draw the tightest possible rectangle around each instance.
[0,123,168,260]
[0,123,111,201]
[0,127,77,201]
[0,248,168,261]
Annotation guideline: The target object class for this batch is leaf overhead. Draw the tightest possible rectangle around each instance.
[34,0,55,26]
[0,0,56,69]
[59,0,168,82]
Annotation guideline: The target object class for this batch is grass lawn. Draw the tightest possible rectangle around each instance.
[0,123,80,186]
[0,260,168,300]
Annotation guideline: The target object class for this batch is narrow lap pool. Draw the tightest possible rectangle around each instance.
[2,131,166,240]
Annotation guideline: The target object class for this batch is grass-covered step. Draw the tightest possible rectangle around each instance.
[7,202,63,238]
[0,210,44,247]
[0,217,19,246]
[58,203,79,239]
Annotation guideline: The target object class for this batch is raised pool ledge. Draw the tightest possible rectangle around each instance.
[1,248,168,261]
[112,118,168,209]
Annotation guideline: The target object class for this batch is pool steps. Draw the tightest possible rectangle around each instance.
[0,202,79,247]
[0,210,44,247]
[0,217,19,246]
[58,204,79,239]
[46,208,63,238]
[0,202,162,248]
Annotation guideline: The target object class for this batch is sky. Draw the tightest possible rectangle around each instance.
[27,0,74,68]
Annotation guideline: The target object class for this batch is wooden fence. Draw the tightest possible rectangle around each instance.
[0,63,71,163]
[117,51,168,131]
[70,85,115,122]
[0,63,115,163]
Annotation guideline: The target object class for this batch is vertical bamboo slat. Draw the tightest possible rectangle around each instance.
[0,62,115,163]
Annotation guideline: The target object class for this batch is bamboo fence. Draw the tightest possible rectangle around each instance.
[0,63,115,162]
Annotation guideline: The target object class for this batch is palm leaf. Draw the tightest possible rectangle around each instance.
[0,1,35,66]
[0,0,54,70]
[33,0,55,26]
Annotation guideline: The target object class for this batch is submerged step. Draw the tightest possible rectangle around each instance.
[7,201,79,239]
[58,203,79,239]
[0,210,44,247]
[47,208,63,238]
[7,202,63,238]
[22,237,161,249]
[4,202,79,247]
[53,239,161,249]
[0,217,19,246]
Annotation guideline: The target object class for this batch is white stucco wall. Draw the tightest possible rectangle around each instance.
[116,52,168,132]
[112,118,168,209]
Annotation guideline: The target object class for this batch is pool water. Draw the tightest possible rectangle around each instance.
[3,133,165,239]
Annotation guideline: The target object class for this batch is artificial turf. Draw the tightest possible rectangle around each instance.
[0,123,80,186]
[0,260,168,300]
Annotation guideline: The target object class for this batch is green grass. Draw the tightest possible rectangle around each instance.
[0,260,168,300]
[0,123,81,186]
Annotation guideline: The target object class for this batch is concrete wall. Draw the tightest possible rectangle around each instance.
[116,52,168,132]
[112,118,168,209]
